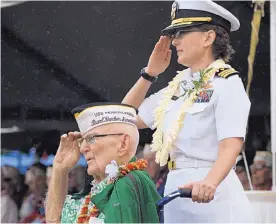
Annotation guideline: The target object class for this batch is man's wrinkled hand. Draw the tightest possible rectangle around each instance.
[53,131,82,172]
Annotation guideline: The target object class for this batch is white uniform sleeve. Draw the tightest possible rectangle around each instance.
[138,88,166,130]
[215,76,251,141]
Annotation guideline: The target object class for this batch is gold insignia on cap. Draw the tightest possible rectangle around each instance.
[172,17,212,25]
[171,1,179,21]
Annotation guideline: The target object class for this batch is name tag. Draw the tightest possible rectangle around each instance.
[89,217,104,224]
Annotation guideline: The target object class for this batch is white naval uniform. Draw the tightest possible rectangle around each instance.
[138,67,254,222]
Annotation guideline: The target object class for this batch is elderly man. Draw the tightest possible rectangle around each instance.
[45,103,161,223]
[251,151,272,190]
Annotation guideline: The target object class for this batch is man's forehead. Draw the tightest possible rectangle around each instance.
[83,123,113,136]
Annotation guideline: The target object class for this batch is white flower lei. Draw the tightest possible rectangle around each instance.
[151,60,226,166]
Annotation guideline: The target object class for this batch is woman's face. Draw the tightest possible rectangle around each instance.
[171,29,213,67]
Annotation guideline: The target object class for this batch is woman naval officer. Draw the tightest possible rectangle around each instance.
[122,0,254,222]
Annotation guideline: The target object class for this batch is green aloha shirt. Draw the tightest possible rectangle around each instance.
[61,178,108,223]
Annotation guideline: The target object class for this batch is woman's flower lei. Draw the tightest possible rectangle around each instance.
[151,67,217,166]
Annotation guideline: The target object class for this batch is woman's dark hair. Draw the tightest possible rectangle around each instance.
[197,24,235,62]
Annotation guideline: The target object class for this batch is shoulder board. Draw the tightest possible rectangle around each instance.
[215,68,239,79]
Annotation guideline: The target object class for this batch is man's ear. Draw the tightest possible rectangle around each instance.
[118,134,130,157]
[203,30,216,47]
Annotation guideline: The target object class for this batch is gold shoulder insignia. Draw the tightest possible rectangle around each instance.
[215,68,239,78]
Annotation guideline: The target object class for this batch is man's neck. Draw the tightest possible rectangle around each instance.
[189,56,216,73]
[93,174,106,184]
[92,156,134,184]
[118,153,135,166]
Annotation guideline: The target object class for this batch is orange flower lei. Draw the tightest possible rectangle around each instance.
[118,159,147,177]
[77,159,147,223]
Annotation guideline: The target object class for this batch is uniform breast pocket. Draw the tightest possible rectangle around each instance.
[186,102,208,114]
[181,89,215,139]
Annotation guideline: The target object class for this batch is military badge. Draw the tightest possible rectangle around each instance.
[171,1,179,20]
[195,89,214,103]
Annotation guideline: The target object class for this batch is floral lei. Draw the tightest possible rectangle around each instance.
[151,63,224,166]
[77,159,147,223]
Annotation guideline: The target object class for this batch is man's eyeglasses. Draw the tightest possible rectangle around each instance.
[77,133,124,147]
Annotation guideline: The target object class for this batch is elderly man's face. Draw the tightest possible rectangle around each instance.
[251,160,271,186]
[80,124,124,177]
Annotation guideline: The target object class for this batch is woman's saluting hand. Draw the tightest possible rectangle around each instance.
[145,36,172,77]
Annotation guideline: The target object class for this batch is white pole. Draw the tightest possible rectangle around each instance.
[242,151,253,190]
[270,0,276,192]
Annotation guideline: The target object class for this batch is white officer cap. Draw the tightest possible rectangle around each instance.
[72,103,137,134]
[162,0,240,35]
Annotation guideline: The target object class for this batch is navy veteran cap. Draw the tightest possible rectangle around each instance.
[72,103,138,134]
[162,0,240,35]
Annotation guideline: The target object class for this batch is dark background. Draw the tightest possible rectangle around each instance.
[1,1,271,161]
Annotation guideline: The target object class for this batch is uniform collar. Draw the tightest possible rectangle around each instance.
[189,59,230,81]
